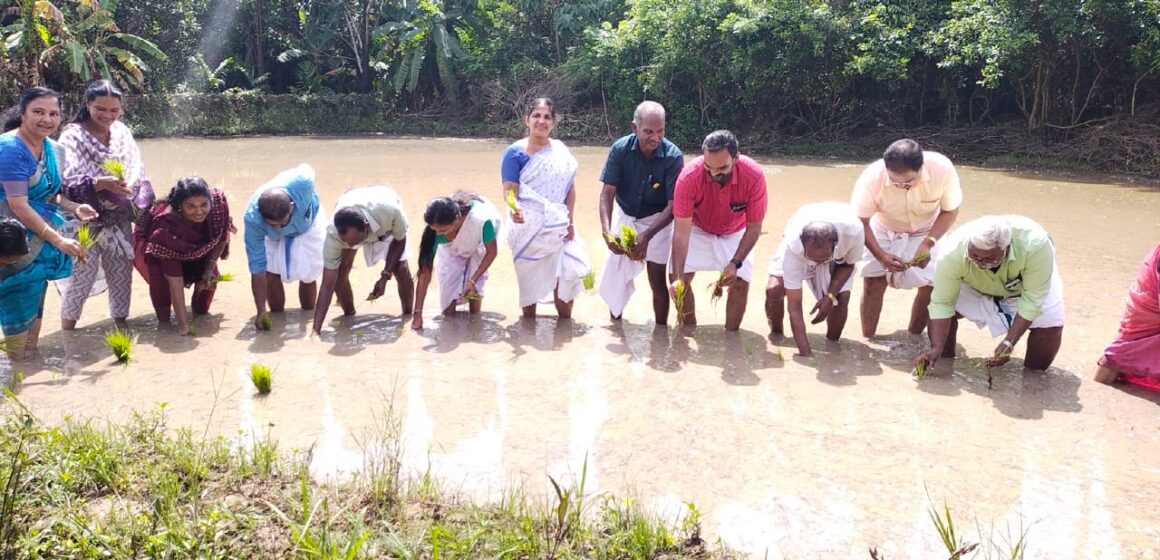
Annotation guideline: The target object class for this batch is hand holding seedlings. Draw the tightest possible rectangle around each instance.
[906,250,932,269]
[877,251,907,272]
[603,230,625,255]
[915,347,941,372]
[367,274,390,301]
[984,338,1014,368]
[505,189,524,223]
[708,272,726,306]
[670,279,687,324]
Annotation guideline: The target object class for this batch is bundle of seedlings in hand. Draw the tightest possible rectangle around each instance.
[582,271,596,291]
[604,225,638,253]
[103,330,134,363]
[505,189,521,216]
[249,364,272,394]
[904,251,931,268]
[708,272,726,306]
[100,158,125,180]
[674,280,687,324]
[211,272,235,283]
[75,224,96,250]
[913,356,929,379]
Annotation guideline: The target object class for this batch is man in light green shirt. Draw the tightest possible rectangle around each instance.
[917,215,1064,371]
[312,185,413,335]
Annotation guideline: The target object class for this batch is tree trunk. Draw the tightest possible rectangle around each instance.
[435,49,459,106]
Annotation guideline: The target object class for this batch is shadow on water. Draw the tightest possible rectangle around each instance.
[779,334,886,386]
[910,357,1083,420]
[504,316,590,359]
[415,311,508,353]
[323,313,408,357]
[606,321,784,386]
[1104,380,1160,406]
[11,314,173,388]
[235,308,313,353]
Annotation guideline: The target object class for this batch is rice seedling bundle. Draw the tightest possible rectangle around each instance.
[99,158,125,180]
[210,272,235,283]
[505,189,521,215]
[75,224,96,250]
[249,364,272,394]
[259,313,273,331]
[103,330,133,363]
[708,272,726,306]
[674,280,687,324]
[582,271,595,291]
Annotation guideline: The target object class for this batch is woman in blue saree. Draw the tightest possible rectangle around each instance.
[0,88,95,360]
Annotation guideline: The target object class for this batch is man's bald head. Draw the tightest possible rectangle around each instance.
[258,188,293,224]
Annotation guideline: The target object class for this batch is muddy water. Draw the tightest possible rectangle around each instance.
[6,136,1159,558]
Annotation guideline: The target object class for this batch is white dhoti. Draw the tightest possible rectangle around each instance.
[768,247,855,300]
[265,205,328,283]
[508,189,591,308]
[363,234,408,267]
[683,225,753,282]
[955,266,1066,337]
[858,220,942,289]
[436,248,488,311]
[598,205,673,317]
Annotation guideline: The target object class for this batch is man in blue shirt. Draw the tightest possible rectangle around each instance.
[597,101,684,324]
[243,164,327,330]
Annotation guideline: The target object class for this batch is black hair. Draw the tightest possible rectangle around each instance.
[702,129,739,157]
[257,188,293,221]
[72,79,124,123]
[167,176,212,209]
[883,139,923,172]
[2,87,60,132]
[0,217,30,258]
[800,222,839,247]
[334,207,370,236]
[525,97,557,120]
[417,191,483,272]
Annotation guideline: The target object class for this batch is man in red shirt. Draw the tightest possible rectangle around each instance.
[670,130,769,330]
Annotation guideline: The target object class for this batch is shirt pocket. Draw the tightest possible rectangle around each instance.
[912,197,942,215]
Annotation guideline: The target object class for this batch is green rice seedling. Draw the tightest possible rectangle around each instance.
[210,272,235,283]
[75,224,96,250]
[186,323,198,337]
[618,225,637,252]
[582,271,596,291]
[99,158,125,180]
[905,250,930,268]
[505,189,521,215]
[928,493,978,558]
[249,364,272,394]
[674,280,687,324]
[708,272,726,306]
[258,313,272,331]
[103,330,133,363]
[913,356,929,379]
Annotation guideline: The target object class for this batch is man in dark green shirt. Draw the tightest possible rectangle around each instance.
[597,101,684,324]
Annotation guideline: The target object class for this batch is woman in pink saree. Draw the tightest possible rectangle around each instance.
[1095,242,1160,388]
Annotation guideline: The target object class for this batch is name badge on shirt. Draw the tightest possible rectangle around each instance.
[1004,277,1023,291]
[730,202,748,213]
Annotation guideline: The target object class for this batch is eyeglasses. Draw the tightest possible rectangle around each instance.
[966,251,1005,269]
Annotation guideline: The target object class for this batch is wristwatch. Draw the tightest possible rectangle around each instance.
[826,292,839,305]
[729,258,743,269]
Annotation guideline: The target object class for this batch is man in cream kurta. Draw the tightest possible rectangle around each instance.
[850,138,962,338]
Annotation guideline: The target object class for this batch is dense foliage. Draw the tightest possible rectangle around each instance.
[3,0,1159,172]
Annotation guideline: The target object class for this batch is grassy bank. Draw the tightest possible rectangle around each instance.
[0,397,721,559]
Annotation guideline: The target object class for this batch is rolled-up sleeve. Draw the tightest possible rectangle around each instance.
[928,252,965,320]
[1015,239,1055,321]
[745,172,768,224]
[672,166,696,219]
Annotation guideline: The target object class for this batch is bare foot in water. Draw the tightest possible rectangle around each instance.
[1093,365,1119,384]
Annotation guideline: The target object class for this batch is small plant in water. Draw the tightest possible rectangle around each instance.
[249,364,272,394]
[75,224,96,250]
[103,330,133,363]
[99,158,125,180]
[210,272,235,283]
[582,271,595,291]
[913,356,929,379]
[258,313,272,331]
